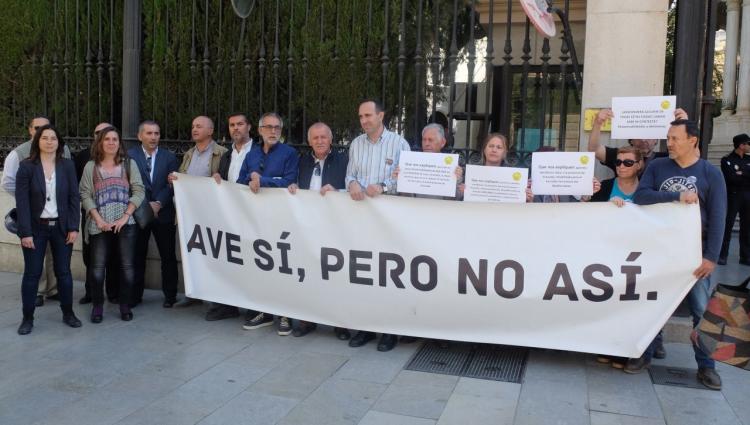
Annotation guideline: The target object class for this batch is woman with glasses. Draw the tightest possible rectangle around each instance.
[15,125,82,335]
[591,146,643,205]
[79,126,145,323]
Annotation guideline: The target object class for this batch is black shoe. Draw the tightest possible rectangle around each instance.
[35,295,44,307]
[121,311,134,321]
[334,327,351,341]
[377,334,398,352]
[623,356,650,374]
[740,259,750,266]
[79,295,92,304]
[163,299,176,308]
[348,331,376,347]
[205,305,240,321]
[653,344,667,360]
[62,313,82,328]
[717,257,727,265]
[292,322,317,337]
[697,367,722,390]
[46,293,60,301]
[242,312,274,330]
[90,305,103,324]
[17,318,33,335]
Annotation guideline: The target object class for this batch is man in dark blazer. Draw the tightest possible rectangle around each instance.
[287,122,349,340]
[127,120,180,308]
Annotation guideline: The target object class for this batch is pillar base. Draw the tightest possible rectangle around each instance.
[708,113,750,164]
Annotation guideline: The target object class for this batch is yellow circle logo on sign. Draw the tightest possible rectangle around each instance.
[580,155,589,165]
[512,171,522,181]
[661,99,671,110]
[444,156,453,165]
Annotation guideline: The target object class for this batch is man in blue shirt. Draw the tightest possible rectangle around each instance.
[237,112,299,336]
[632,119,727,390]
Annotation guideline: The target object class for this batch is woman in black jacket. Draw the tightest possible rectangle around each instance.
[15,124,82,335]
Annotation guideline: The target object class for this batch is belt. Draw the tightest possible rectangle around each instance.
[39,218,58,226]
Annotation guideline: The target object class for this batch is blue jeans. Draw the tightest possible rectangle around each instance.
[643,277,715,369]
[21,224,74,316]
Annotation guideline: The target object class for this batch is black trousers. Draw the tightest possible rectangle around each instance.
[88,225,137,305]
[719,190,750,261]
[133,220,179,302]
[82,212,120,299]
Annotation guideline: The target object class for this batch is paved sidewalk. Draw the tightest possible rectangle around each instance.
[0,267,748,425]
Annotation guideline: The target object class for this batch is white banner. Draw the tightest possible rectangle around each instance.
[174,174,702,357]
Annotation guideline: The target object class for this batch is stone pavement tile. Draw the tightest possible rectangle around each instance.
[654,384,743,425]
[196,390,298,425]
[586,361,663,418]
[435,377,520,425]
[513,349,589,425]
[0,381,85,425]
[358,411,437,425]
[716,364,750,425]
[0,356,81,400]
[224,327,314,367]
[250,351,349,400]
[278,378,387,425]
[115,360,269,425]
[30,372,185,425]
[372,370,458,420]
[589,411,666,425]
[332,341,420,385]
[135,336,249,381]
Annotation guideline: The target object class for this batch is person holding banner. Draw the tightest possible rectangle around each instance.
[632,119,727,390]
[287,122,351,340]
[79,126,145,323]
[345,99,410,352]
[463,133,533,202]
[237,112,299,336]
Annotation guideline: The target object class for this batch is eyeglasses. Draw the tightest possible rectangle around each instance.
[260,125,282,132]
[615,159,637,167]
[313,162,321,176]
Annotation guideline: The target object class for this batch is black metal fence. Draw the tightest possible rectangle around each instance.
[1,0,581,168]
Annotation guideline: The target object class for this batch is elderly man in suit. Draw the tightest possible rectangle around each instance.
[128,120,180,308]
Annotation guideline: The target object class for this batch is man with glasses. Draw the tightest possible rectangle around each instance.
[2,116,71,307]
[202,112,255,321]
[286,122,350,339]
[128,120,180,308]
[169,115,228,308]
[237,112,298,335]
[344,99,410,352]
[718,133,750,265]
[76,122,121,305]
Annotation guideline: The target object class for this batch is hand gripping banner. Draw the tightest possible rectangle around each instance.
[174,174,702,357]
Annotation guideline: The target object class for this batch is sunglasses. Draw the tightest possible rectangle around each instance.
[615,159,637,167]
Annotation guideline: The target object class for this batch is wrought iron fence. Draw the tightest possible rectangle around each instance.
[1,0,580,169]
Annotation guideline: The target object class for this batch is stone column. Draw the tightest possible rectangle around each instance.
[737,0,750,115]
[721,0,741,115]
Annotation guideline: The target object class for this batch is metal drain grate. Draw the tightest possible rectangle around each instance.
[405,341,528,383]
[648,366,706,390]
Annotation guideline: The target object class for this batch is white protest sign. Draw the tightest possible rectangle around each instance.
[397,151,459,197]
[531,152,594,196]
[464,165,528,203]
[611,96,676,140]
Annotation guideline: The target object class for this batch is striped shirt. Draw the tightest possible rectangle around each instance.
[345,128,411,193]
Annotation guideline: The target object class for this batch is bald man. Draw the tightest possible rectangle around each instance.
[170,116,227,308]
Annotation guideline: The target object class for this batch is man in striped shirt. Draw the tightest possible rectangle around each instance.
[345,99,410,352]
[345,99,411,201]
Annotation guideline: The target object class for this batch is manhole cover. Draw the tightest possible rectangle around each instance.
[648,365,706,390]
[405,341,527,383]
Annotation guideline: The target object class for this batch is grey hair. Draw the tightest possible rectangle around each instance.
[307,122,333,141]
[193,115,214,129]
[258,112,284,128]
[421,123,445,140]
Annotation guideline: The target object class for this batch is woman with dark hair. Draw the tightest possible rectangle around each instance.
[79,126,144,322]
[15,124,81,335]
